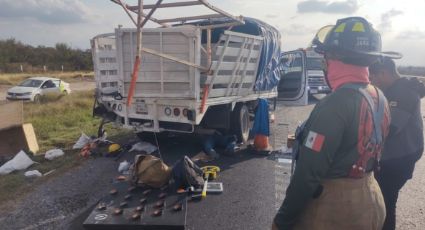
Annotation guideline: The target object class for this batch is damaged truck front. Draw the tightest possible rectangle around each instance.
[91,2,295,143]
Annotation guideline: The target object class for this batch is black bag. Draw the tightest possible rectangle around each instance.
[172,156,204,189]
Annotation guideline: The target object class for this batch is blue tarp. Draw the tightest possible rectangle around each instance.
[250,98,270,136]
[186,17,283,91]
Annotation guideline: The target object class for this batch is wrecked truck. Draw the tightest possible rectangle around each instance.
[91,0,305,143]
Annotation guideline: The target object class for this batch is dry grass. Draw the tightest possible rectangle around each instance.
[0,90,130,204]
[0,71,94,85]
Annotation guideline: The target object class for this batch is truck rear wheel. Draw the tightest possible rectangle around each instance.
[232,103,250,143]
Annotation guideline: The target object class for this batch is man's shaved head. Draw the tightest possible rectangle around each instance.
[369,57,399,78]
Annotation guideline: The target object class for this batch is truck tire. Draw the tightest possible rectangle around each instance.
[232,103,250,143]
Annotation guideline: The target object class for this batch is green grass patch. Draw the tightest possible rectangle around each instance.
[0,71,94,86]
[0,90,130,205]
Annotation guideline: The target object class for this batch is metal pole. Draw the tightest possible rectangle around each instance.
[127,0,143,107]
[116,0,137,27]
[207,28,212,69]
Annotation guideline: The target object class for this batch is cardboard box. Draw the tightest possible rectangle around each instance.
[0,123,39,157]
[0,101,23,130]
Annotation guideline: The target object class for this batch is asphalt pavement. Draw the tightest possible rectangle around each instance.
[0,97,424,230]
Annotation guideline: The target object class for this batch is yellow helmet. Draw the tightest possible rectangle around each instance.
[108,143,121,154]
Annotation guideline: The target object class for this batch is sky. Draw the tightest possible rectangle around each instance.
[0,0,424,66]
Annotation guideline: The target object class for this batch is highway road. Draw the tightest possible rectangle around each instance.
[0,98,424,230]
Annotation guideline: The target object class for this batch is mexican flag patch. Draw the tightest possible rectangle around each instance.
[305,131,325,152]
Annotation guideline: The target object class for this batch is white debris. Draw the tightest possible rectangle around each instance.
[118,160,130,173]
[0,150,35,175]
[24,170,42,178]
[44,149,65,161]
[72,133,91,149]
[129,141,157,154]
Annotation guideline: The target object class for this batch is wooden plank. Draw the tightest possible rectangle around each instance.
[22,123,40,155]
[224,30,264,41]
[128,1,202,10]
[211,61,257,71]
[210,74,256,84]
[157,14,224,23]
[198,0,245,24]
[123,32,190,45]
[208,88,251,98]
[123,61,190,72]
[123,44,190,55]
[0,101,23,131]
[140,0,163,28]
[215,46,260,58]
[123,70,190,81]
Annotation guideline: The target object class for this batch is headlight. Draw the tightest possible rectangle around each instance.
[23,92,32,96]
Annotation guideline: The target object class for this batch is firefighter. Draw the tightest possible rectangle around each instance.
[272,17,401,230]
[370,57,425,230]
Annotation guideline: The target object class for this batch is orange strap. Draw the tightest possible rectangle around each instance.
[200,84,209,113]
[127,56,141,106]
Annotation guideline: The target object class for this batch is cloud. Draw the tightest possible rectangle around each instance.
[297,0,359,14]
[0,0,93,24]
[396,30,425,40]
[378,9,403,32]
[266,14,279,19]
[279,24,317,36]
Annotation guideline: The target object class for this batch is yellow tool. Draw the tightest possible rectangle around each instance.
[201,166,220,198]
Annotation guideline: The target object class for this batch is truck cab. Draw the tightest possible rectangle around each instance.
[304,49,330,95]
[278,49,329,102]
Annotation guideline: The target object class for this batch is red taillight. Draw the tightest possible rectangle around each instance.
[173,108,180,116]
[183,108,188,117]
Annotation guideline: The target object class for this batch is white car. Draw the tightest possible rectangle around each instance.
[6,77,71,102]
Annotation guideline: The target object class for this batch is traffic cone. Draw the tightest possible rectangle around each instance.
[254,134,270,151]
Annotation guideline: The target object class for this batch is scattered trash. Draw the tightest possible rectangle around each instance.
[43,169,56,176]
[44,149,64,161]
[0,150,35,175]
[73,133,91,149]
[191,152,214,163]
[118,160,130,173]
[24,170,42,178]
[172,156,204,189]
[80,142,98,158]
[129,141,157,154]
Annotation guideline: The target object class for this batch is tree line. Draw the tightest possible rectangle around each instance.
[0,38,92,73]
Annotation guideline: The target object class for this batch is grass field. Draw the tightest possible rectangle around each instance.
[0,90,130,205]
[0,71,94,85]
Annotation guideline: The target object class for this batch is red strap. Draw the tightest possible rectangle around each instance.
[127,56,141,106]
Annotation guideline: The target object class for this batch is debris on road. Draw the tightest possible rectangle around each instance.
[191,152,214,163]
[118,160,130,173]
[172,156,204,190]
[133,154,171,188]
[0,150,35,175]
[129,141,157,154]
[24,170,42,178]
[44,149,64,161]
[72,133,91,149]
